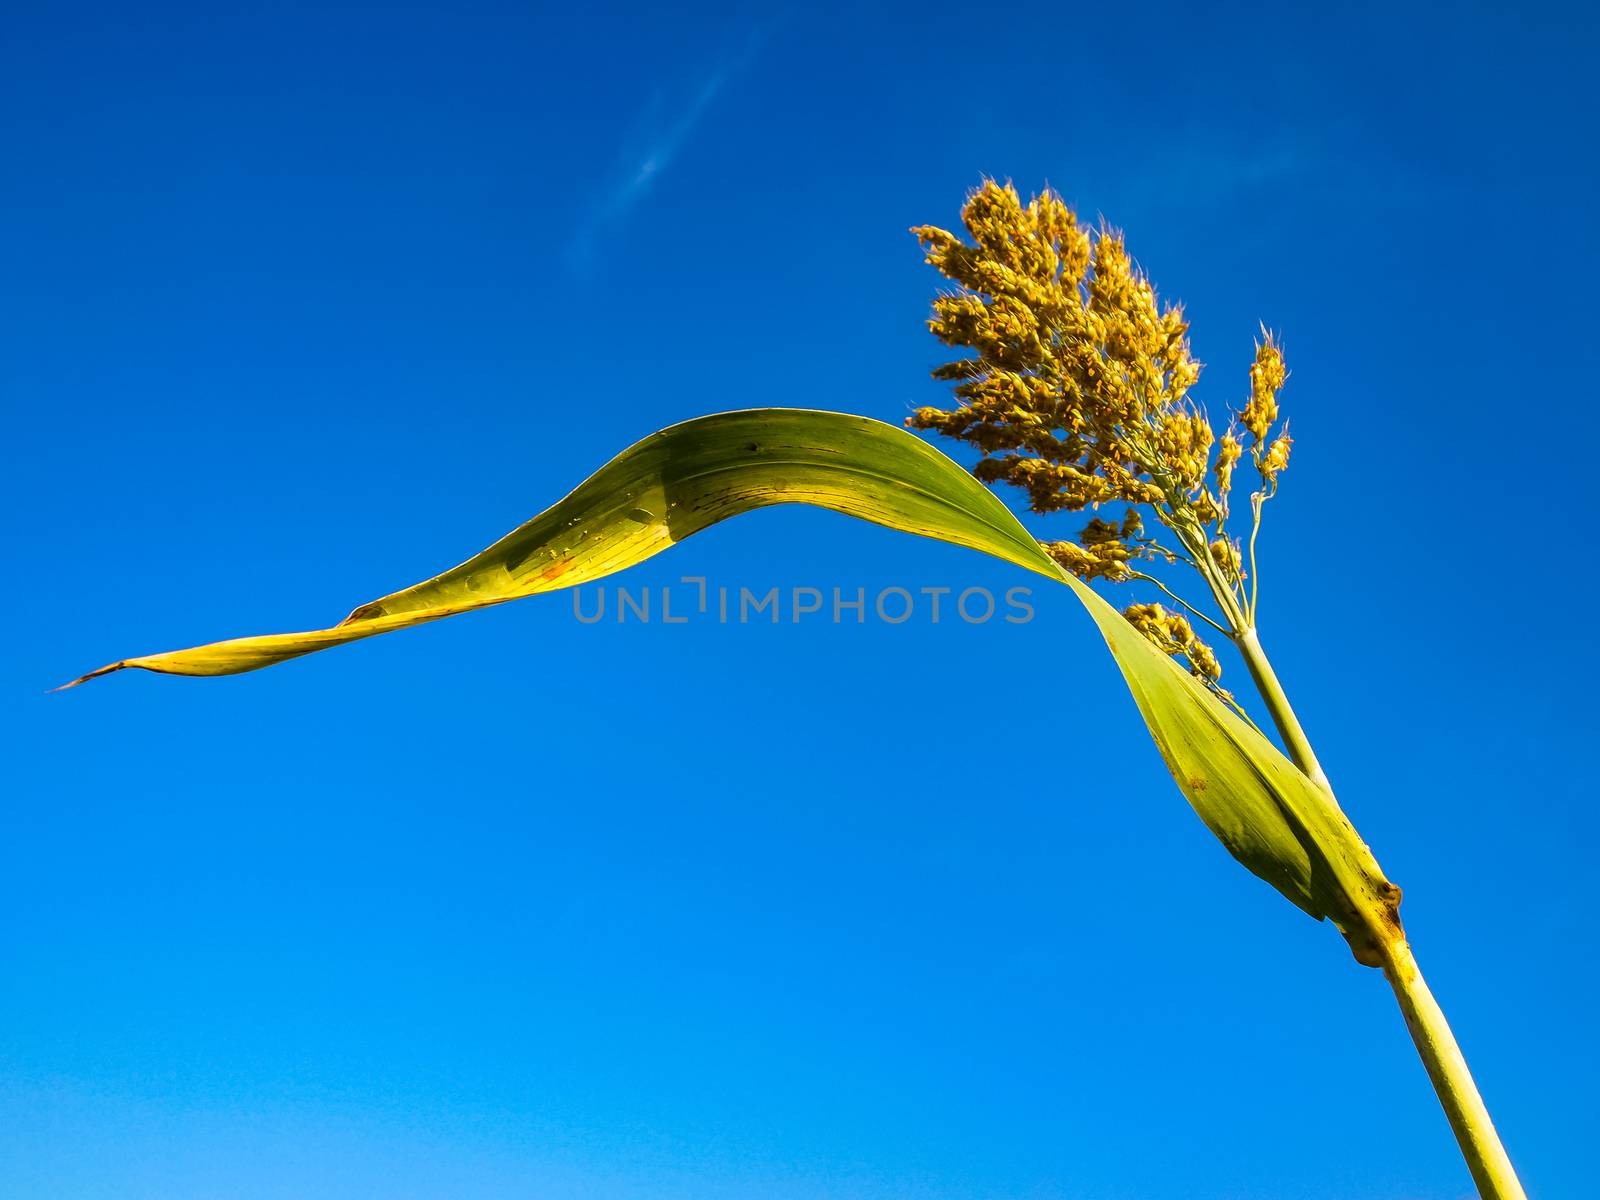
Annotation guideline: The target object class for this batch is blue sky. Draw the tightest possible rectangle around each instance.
[3,2,1596,1197]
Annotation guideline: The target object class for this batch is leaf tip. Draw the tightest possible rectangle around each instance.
[50,662,128,692]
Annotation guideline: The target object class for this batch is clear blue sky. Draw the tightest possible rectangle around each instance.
[4,2,1595,1197]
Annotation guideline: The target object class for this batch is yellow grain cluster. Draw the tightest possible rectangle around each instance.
[1120,603,1223,685]
[911,179,1298,688]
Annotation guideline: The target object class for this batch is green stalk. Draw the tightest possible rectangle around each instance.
[1227,613,1527,1200]
[1233,627,1330,792]
[1376,938,1529,1200]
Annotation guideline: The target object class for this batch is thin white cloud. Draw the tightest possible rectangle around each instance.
[568,28,768,271]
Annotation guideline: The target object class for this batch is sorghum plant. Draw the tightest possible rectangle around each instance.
[902,183,1525,1195]
[63,181,1527,1198]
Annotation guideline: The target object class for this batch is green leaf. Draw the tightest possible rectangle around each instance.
[1061,571,1401,962]
[63,407,1399,958]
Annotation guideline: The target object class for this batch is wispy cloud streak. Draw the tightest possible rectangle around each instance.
[568,28,768,271]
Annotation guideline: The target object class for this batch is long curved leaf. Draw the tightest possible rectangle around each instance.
[63,409,1060,682]
[63,407,1400,957]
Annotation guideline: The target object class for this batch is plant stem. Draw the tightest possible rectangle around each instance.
[1175,535,1327,779]
[1378,938,1529,1200]
[1227,619,1527,1199]
[1231,626,1330,792]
